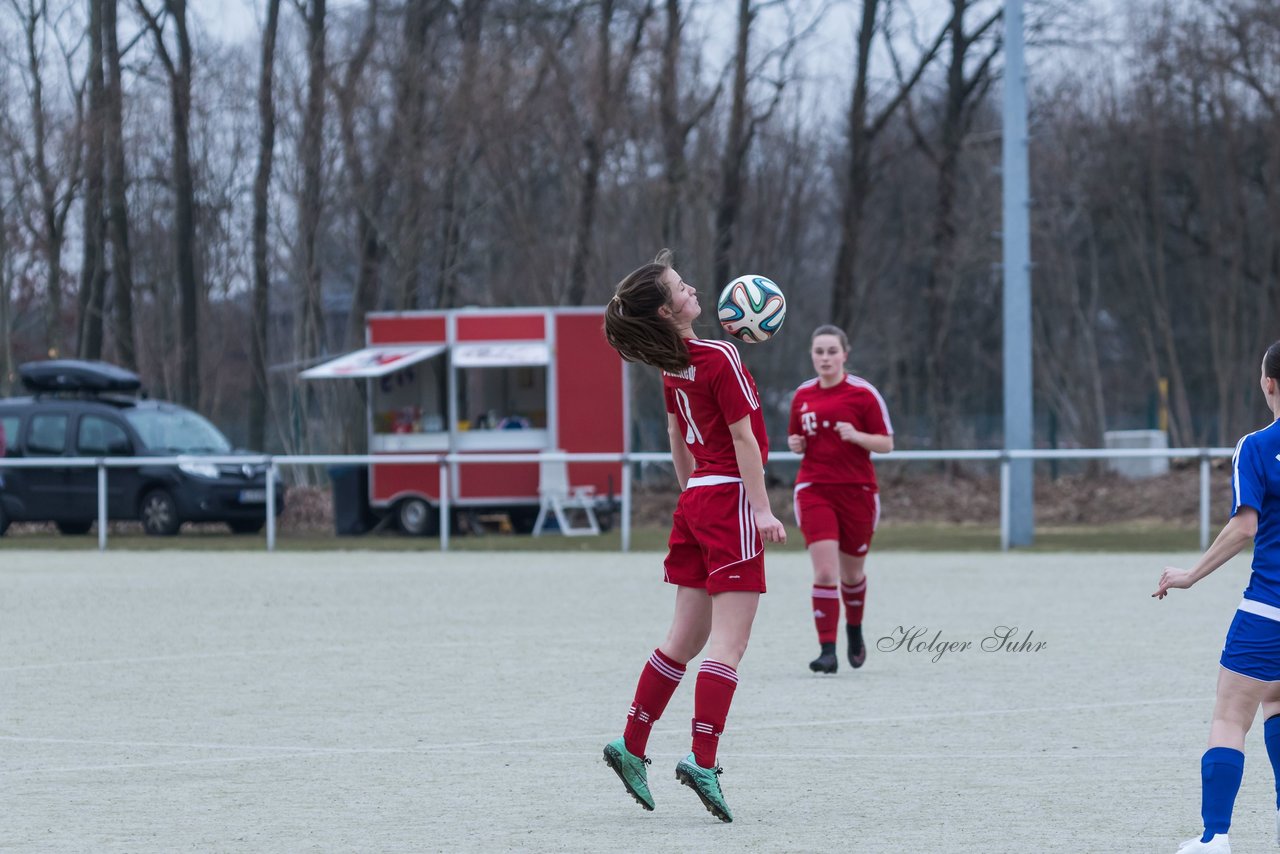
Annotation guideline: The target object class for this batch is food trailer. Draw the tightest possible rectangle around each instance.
[301,307,627,534]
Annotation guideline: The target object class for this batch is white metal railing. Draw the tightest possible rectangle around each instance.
[0,447,1236,552]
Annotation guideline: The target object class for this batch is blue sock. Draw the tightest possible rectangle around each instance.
[1201,746,1245,841]
[1265,715,1280,808]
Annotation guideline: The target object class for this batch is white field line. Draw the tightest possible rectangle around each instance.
[0,639,562,673]
[4,753,323,776]
[0,646,357,673]
[0,694,1211,777]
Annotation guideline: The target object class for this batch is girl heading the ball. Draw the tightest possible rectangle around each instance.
[600,249,786,822]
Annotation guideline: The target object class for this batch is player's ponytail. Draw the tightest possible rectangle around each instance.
[604,251,690,374]
[1265,340,1280,380]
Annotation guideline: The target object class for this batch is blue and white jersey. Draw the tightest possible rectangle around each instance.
[1233,420,1280,608]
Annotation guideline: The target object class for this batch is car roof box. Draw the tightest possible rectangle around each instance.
[19,360,143,394]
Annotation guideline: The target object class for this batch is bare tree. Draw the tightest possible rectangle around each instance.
[905,0,1001,447]
[77,0,106,359]
[102,0,136,367]
[562,0,655,306]
[831,0,950,340]
[332,0,382,349]
[0,168,11,393]
[295,0,327,365]
[385,0,450,311]
[248,0,283,451]
[136,0,200,406]
[657,0,719,246]
[437,0,488,308]
[711,0,796,290]
[1030,95,1107,453]
[10,0,85,355]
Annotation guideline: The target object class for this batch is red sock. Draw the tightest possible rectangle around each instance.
[841,578,867,626]
[812,584,839,644]
[623,648,686,758]
[691,659,738,768]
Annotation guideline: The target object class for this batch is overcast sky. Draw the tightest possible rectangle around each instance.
[201,0,1118,122]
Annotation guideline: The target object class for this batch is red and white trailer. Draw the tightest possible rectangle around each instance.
[301,307,627,534]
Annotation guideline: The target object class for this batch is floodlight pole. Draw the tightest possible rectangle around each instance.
[1003,0,1034,547]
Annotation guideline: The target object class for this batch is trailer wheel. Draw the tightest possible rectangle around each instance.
[396,497,439,536]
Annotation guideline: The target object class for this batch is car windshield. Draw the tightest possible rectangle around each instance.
[124,408,232,454]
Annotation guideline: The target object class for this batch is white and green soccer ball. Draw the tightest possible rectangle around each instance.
[716,275,786,343]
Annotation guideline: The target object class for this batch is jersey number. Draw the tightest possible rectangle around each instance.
[674,389,705,445]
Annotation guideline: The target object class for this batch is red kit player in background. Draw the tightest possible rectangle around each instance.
[601,250,786,823]
[788,325,894,674]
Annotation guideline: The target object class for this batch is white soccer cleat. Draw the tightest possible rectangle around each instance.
[1177,834,1230,854]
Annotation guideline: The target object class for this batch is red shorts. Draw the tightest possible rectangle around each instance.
[664,480,767,595]
[793,482,879,556]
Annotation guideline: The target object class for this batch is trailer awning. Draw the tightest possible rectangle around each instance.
[452,342,550,368]
[299,344,446,379]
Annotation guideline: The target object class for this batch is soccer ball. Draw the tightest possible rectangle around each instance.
[717,275,786,343]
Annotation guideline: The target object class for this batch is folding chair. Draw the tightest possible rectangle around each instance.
[532,451,601,537]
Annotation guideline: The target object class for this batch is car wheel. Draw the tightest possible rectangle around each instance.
[0,504,9,537]
[56,520,93,536]
[227,519,265,535]
[396,497,439,536]
[140,489,181,536]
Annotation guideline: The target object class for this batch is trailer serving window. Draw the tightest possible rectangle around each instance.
[452,343,550,451]
[300,345,448,451]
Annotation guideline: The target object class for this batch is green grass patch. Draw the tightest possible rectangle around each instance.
[0,521,1210,552]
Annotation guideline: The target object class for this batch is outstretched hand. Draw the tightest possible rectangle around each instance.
[754,510,787,544]
[1152,566,1194,599]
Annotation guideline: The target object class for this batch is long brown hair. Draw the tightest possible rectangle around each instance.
[603,249,690,373]
[811,324,850,351]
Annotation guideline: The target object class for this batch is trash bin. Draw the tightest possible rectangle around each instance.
[329,465,376,536]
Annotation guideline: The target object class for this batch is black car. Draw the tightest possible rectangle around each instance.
[0,360,284,536]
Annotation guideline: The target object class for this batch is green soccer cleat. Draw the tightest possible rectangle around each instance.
[675,753,733,822]
[603,738,655,811]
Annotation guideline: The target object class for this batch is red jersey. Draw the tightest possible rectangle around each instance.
[788,373,892,488]
[663,339,769,478]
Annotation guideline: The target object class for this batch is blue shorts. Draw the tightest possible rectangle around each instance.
[1220,606,1280,682]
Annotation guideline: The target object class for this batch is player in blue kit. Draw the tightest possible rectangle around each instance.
[1154,341,1280,854]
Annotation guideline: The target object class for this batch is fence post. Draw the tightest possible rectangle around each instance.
[1200,450,1211,552]
[439,462,450,552]
[1000,454,1012,552]
[266,461,277,552]
[97,460,108,552]
[621,457,631,553]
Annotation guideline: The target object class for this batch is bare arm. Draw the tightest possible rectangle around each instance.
[667,413,695,490]
[727,415,785,543]
[1153,507,1258,599]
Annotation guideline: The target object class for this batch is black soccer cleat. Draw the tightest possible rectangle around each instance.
[847,624,866,669]
[809,647,838,674]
